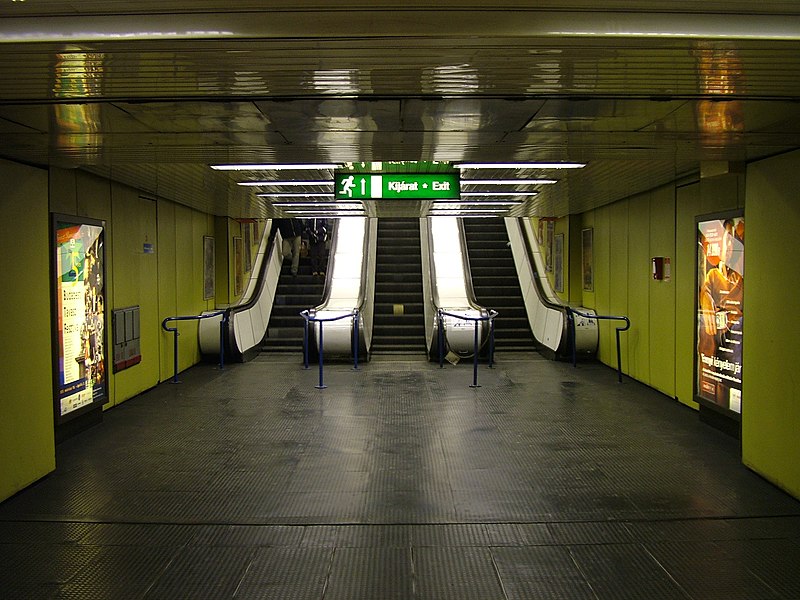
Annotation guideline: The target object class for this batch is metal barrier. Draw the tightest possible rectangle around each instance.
[437,308,498,388]
[161,311,228,384]
[565,307,630,383]
[300,309,360,389]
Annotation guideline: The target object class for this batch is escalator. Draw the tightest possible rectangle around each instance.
[372,218,426,355]
[261,250,325,354]
[463,218,536,352]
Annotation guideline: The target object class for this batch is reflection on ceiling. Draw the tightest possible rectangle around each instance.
[0,3,799,218]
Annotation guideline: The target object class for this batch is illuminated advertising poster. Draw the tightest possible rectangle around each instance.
[696,212,744,415]
[53,216,107,420]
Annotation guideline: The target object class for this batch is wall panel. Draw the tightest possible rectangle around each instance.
[0,160,54,500]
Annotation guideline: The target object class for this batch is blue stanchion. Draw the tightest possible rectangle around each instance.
[436,308,498,387]
[161,311,228,384]
[300,309,360,389]
[565,307,630,383]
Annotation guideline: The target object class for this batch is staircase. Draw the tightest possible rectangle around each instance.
[463,218,536,352]
[262,254,325,353]
[371,218,427,355]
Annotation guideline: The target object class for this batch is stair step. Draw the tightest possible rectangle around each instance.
[373,219,425,350]
[463,219,535,351]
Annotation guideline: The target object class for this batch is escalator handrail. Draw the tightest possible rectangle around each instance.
[227,220,279,318]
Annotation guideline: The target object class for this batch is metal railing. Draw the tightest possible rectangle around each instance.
[564,307,631,383]
[161,311,228,384]
[300,309,360,389]
[437,308,498,388]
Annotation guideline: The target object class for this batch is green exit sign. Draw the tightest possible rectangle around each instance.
[334,173,460,200]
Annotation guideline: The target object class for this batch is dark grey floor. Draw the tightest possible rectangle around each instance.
[2,352,800,599]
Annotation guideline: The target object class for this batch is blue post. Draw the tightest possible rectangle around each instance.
[171,328,180,384]
[438,311,444,368]
[489,316,495,368]
[303,315,310,369]
[352,311,360,370]
[218,313,226,371]
[470,320,480,388]
[568,308,577,368]
[316,321,327,389]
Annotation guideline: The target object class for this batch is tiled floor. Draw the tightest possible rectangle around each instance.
[2,352,800,599]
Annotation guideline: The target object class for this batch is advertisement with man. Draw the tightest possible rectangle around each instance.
[696,212,744,415]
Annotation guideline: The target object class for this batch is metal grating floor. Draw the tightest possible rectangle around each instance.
[2,353,800,598]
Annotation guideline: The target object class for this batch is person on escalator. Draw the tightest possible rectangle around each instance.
[275,218,303,276]
[305,218,329,277]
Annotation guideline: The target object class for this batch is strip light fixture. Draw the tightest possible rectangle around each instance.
[461,191,538,197]
[455,162,585,169]
[271,202,362,207]
[238,180,333,187]
[460,179,557,186]
[210,163,340,171]
[432,201,521,207]
[256,193,334,198]
[284,209,365,215]
[429,212,502,218]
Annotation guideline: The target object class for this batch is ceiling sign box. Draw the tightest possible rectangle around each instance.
[335,173,460,200]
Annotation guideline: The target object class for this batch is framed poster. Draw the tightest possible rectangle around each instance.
[554,233,564,293]
[203,236,215,300]
[243,221,252,273]
[51,214,107,423]
[233,236,243,296]
[545,220,554,272]
[695,211,744,416]
[582,228,594,291]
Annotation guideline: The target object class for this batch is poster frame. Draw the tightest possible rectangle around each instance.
[554,233,564,293]
[581,228,594,292]
[693,208,744,421]
[233,236,243,296]
[203,235,215,300]
[50,213,108,425]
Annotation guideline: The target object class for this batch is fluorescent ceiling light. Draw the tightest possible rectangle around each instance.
[272,203,362,208]
[455,162,585,169]
[285,210,365,215]
[431,206,509,212]
[430,212,503,218]
[257,193,334,198]
[238,180,333,187]
[460,179,557,185]
[461,192,538,197]
[432,201,521,207]
[210,163,340,171]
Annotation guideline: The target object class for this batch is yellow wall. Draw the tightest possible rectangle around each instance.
[0,160,55,500]
[155,200,216,382]
[577,156,800,498]
[579,175,742,403]
[1,163,220,502]
[675,183,700,409]
[108,187,159,406]
[742,151,800,498]
[50,170,216,398]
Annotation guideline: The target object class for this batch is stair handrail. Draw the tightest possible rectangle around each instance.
[300,308,360,389]
[564,306,631,382]
[437,308,498,387]
[162,311,228,383]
